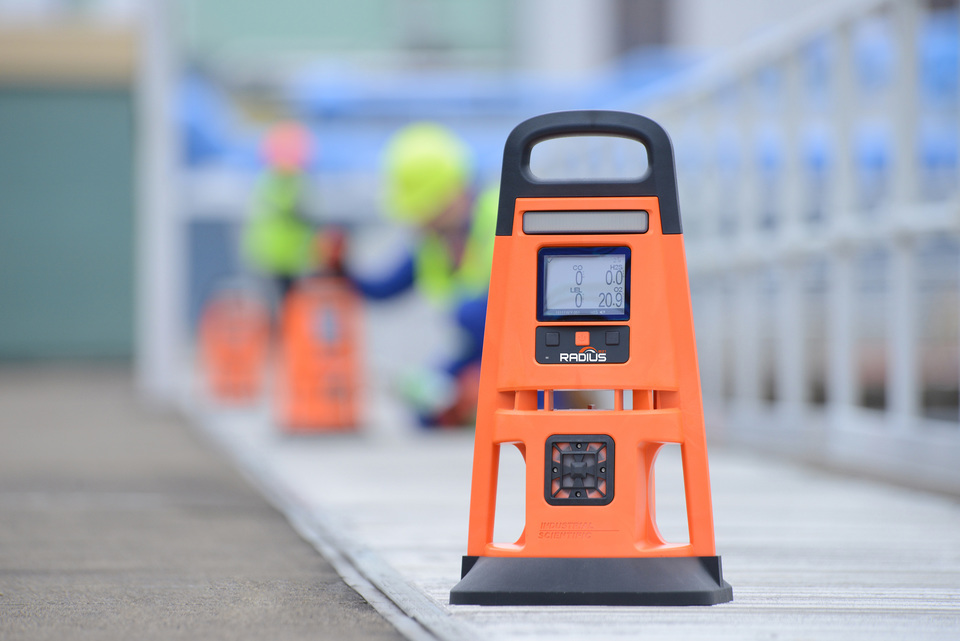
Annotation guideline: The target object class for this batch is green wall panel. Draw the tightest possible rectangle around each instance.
[0,87,134,359]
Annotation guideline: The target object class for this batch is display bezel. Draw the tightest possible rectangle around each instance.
[537,246,631,322]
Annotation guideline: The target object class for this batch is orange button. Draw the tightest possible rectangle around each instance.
[574,331,590,346]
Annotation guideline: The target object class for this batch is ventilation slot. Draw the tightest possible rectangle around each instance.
[492,442,526,546]
[652,443,690,545]
[525,389,682,411]
[549,389,615,410]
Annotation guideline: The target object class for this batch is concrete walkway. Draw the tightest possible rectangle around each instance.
[195,400,960,641]
[0,366,404,641]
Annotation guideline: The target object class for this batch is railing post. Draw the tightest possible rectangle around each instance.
[733,76,765,410]
[887,0,922,430]
[827,24,859,418]
[734,269,762,408]
[695,277,725,408]
[694,105,726,410]
[676,112,704,242]
[776,53,807,420]
[136,0,184,406]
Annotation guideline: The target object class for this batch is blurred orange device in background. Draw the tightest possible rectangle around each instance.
[198,289,271,403]
[275,277,362,432]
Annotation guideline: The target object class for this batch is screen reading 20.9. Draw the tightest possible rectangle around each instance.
[543,252,627,317]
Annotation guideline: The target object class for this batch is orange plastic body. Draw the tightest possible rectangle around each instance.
[275,277,362,432]
[465,196,718,559]
[198,292,271,402]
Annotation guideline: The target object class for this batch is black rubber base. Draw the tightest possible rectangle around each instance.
[449,556,733,606]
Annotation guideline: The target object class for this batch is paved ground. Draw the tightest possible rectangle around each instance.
[0,365,404,641]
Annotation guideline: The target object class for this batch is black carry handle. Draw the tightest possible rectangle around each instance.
[496,110,682,236]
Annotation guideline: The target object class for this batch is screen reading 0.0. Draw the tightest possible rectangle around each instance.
[543,251,627,318]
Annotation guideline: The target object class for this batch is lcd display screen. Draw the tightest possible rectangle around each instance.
[538,247,630,321]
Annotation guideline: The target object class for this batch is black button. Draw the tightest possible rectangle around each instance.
[605,331,620,346]
[545,331,560,347]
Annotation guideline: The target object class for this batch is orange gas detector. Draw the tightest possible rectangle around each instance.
[449,111,732,606]
[198,287,270,403]
[275,277,362,432]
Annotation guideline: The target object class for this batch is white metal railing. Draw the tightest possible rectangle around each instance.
[611,0,960,492]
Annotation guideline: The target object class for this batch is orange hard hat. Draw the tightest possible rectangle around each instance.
[263,122,313,172]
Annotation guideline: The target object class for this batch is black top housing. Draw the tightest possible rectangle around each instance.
[495,110,682,237]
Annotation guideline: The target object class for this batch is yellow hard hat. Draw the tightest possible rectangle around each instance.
[383,123,472,224]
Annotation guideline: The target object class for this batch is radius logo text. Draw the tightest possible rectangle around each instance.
[559,346,607,363]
